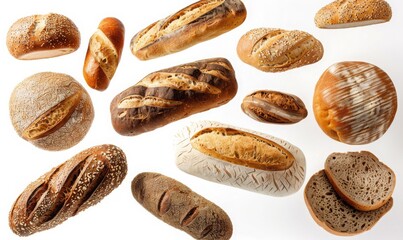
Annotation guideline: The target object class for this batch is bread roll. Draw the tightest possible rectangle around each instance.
[315,0,392,29]
[6,13,80,60]
[9,144,127,236]
[110,58,238,136]
[313,61,397,145]
[241,90,307,124]
[237,28,323,72]
[83,17,125,91]
[132,172,233,240]
[175,121,306,196]
[9,72,94,151]
[130,0,246,60]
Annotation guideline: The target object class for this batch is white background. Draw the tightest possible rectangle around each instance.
[0,0,402,239]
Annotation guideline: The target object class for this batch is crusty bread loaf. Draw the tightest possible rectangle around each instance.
[132,172,233,240]
[304,170,393,236]
[130,0,246,60]
[236,28,323,72]
[9,144,127,236]
[325,151,395,211]
[110,58,238,136]
[315,0,392,29]
[9,72,94,151]
[313,61,397,145]
[241,90,307,124]
[6,13,80,60]
[175,121,306,196]
[83,17,125,91]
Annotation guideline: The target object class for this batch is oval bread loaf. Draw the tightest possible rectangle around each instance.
[130,0,247,60]
[110,58,238,136]
[9,72,94,151]
[9,144,128,236]
[132,172,233,240]
[237,28,323,72]
[6,13,80,60]
[83,17,125,91]
[175,121,306,196]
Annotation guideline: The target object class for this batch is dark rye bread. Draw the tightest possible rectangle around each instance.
[304,170,393,236]
[325,151,395,211]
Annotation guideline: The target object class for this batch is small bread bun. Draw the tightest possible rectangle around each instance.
[315,0,392,29]
[6,13,80,60]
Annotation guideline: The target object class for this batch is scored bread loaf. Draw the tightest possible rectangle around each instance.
[9,144,128,236]
[325,151,395,211]
[110,58,238,136]
[304,170,393,236]
[315,0,392,29]
[175,120,306,196]
[130,0,246,60]
[132,172,233,240]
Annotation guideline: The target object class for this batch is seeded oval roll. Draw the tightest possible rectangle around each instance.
[132,172,233,240]
[9,72,94,151]
[241,90,308,124]
[110,58,238,136]
[9,144,128,236]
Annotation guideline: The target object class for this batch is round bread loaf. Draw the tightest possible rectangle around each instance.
[6,13,80,60]
[313,61,397,145]
[9,72,94,151]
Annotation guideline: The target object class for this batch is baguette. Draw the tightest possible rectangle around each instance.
[175,121,306,196]
[9,144,127,236]
[130,0,246,60]
[132,172,233,240]
[110,58,237,136]
[83,17,125,91]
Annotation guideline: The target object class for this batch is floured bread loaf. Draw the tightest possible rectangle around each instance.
[175,120,306,196]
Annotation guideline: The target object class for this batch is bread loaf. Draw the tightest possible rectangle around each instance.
[130,0,246,60]
[132,172,233,240]
[175,121,306,196]
[6,13,80,60]
[313,61,397,145]
[9,72,94,151]
[110,58,238,136]
[83,17,125,91]
[304,170,393,236]
[236,28,323,72]
[9,144,127,236]
[325,151,395,211]
[315,0,392,29]
[241,90,307,124]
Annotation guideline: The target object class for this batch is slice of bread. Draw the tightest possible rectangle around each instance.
[304,170,393,236]
[325,151,395,211]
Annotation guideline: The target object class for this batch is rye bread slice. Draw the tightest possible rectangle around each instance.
[325,151,395,211]
[304,170,393,236]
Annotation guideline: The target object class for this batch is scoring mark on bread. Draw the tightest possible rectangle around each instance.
[89,29,118,80]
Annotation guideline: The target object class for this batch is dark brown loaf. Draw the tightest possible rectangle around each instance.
[130,0,247,60]
[6,13,80,60]
[131,172,233,240]
[83,17,125,91]
[9,144,128,236]
[110,58,238,136]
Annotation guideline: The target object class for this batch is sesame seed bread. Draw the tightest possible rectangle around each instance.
[325,151,395,211]
[304,170,393,236]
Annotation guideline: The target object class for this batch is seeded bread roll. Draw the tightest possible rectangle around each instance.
[110,58,237,136]
[315,0,392,29]
[9,144,128,236]
[6,13,80,60]
[132,172,233,240]
[236,28,323,72]
[175,121,306,196]
[130,0,246,60]
[304,170,393,236]
[9,72,94,151]
[325,151,395,211]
